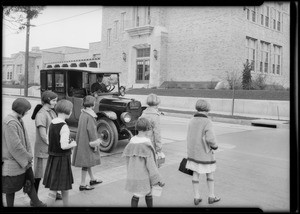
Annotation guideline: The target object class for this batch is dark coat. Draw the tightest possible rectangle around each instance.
[72,109,100,167]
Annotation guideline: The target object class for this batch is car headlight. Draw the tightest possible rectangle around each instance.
[121,112,131,123]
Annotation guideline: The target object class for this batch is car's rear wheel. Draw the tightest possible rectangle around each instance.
[97,118,118,152]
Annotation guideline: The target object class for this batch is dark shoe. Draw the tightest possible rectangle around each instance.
[90,179,103,186]
[79,185,95,191]
[208,196,221,204]
[33,201,47,207]
[56,192,62,200]
[194,198,202,205]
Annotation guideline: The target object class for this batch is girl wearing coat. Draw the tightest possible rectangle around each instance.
[2,98,46,207]
[122,117,164,207]
[186,99,220,205]
[31,91,62,202]
[141,94,164,166]
[72,95,102,191]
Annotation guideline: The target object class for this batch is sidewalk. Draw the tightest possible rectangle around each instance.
[4,127,289,212]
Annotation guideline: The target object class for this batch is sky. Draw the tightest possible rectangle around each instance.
[2,6,103,57]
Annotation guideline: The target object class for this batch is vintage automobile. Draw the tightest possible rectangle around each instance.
[40,67,144,152]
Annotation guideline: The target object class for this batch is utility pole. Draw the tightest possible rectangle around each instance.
[24,16,35,97]
[231,77,235,116]
[24,17,30,97]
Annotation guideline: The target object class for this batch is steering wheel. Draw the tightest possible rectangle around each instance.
[106,84,115,92]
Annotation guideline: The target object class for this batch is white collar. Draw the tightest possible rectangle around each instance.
[52,117,66,124]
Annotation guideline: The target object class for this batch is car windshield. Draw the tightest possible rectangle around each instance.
[89,73,119,94]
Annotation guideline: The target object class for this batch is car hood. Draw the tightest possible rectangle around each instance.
[99,96,140,107]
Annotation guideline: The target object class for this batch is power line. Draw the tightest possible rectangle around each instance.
[3,8,102,37]
[35,8,101,27]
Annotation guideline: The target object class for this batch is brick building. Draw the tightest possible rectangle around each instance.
[100,3,290,89]
[2,42,101,85]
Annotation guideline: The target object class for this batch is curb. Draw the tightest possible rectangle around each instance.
[160,108,289,128]
[160,108,255,125]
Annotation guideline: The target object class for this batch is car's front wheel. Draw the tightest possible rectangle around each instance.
[97,118,118,152]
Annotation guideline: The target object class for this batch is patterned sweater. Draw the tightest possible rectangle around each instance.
[122,136,162,194]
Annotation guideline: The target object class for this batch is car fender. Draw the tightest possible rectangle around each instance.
[97,111,117,120]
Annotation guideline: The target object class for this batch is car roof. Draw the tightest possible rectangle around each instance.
[40,67,120,74]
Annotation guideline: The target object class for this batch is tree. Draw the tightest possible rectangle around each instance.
[3,6,44,96]
[242,61,252,90]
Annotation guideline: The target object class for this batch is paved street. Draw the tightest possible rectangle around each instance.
[1,95,290,211]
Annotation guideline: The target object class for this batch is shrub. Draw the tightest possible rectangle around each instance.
[242,61,252,90]
[251,74,267,90]
[225,71,242,90]
[207,80,217,89]
[266,82,285,91]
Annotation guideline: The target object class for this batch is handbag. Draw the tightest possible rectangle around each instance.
[23,167,34,194]
[178,158,193,176]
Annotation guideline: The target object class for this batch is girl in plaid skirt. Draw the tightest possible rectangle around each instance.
[43,100,77,206]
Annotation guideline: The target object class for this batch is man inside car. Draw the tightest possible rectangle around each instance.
[91,74,108,96]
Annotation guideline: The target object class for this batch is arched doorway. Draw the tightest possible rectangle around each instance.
[62,64,68,67]
[47,65,52,68]
[54,65,60,68]
[70,63,77,67]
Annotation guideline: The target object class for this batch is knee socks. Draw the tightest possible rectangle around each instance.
[145,195,153,207]
[6,193,15,207]
[34,178,41,194]
[131,195,139,207]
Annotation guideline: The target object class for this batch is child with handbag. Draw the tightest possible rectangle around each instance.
[186,99,220,205]
[122,117,165,207]
[71,95,103,191]
[2,98,46,207]
[42,99,77,206]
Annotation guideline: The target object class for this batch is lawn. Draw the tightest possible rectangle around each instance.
[126,88,290,101]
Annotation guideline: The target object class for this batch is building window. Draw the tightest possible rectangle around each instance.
[251,7,256,22]
[136,48,150,83]
[134,6,150,27]
[260,41,270,73]
[273,45,281,75]
[272,8,276,29]
[261,14,264,25]
[6,66,13,80]
[114,20,119,39]
[107,28,111,47]
[277,11,281,31]
[246,37,257,71]
[265,6,269,27]
[246,8,250,20]
[147,6,151,24]
[121,12,126,31]
[16,64,22,74]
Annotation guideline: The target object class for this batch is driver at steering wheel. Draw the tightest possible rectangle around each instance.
[91,74,108,96]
